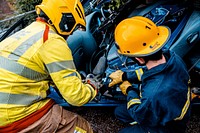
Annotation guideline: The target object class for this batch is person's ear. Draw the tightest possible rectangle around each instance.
[135,57,145,65]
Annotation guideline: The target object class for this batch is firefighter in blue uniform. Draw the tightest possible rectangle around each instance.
[0,0,99,132]
[108,16,191,133]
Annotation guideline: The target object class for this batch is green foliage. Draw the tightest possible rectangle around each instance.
[102,0,129,11]
[108,0,124,10]
[15,0,42,13]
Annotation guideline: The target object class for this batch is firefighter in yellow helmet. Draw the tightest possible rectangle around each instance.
[109,16,191,133]
[0,0,99,132]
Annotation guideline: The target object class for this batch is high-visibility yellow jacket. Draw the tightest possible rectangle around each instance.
[0,21,96,126]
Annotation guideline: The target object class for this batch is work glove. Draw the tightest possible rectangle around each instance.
[108,70,124,87]
[119,81,132,95]
[85,74,103,91]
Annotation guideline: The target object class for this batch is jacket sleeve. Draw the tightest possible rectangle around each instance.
[39,36,96,106]
[126,90,160,127]
[124,67,145,83]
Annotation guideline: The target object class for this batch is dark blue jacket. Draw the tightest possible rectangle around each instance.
[127,50,190,130]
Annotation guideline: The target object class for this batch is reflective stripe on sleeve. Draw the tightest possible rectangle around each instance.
[129,121,138,125]
[63,72,78,78]
[0,56,48,81]
[174,87,191,120]
[127,98,141,109]
[46,60,76,73]
[0,92,43,105]
[135,68,143,81]
[85,84,97,102]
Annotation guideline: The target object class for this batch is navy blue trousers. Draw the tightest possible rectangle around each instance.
[114,104,186,133]
[115,104,149,133]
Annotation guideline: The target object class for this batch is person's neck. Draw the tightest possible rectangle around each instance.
[146,55,166,70]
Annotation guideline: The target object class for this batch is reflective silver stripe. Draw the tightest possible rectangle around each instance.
[0,92,43,105]
[127,98,141,109]
[63,72,78,78]
[129,121,138,125]
[46,60,76,73]
[8,31,44,60]
[0,56,48,81]
[8,30,55,60]
[85,84,96,102]
[11,30,31,40]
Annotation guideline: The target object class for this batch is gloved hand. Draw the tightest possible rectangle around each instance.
[108,70,124,87]
[85,74,103,90]
[119,81,132,95]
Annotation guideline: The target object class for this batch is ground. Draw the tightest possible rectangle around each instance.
[71,106,200,133]
[0,0,15,20]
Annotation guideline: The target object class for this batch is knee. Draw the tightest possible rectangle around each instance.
[114,106,121,119]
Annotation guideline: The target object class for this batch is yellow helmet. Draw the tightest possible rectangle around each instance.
[114,16,170,57]
[36,0,86,36]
